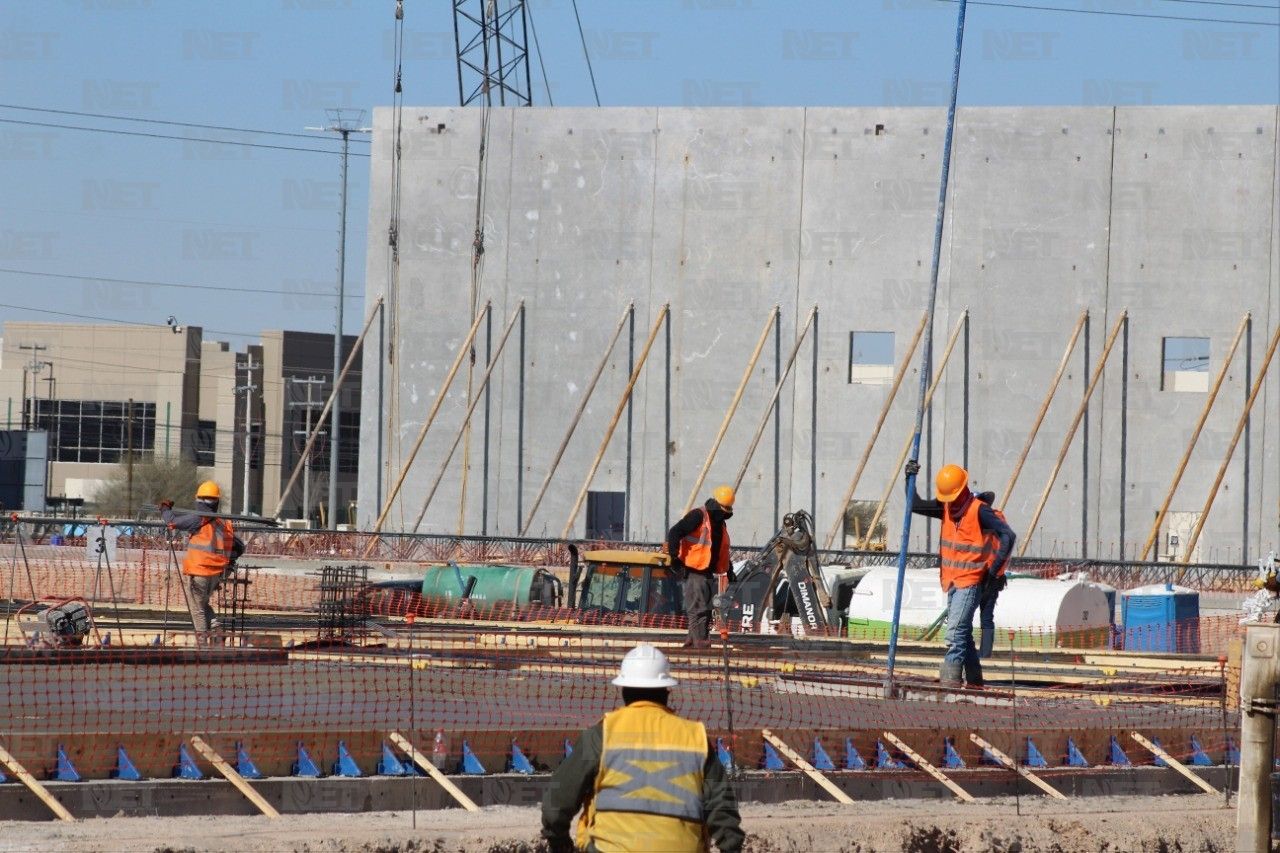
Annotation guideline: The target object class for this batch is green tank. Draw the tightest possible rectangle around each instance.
[418,564,560,612]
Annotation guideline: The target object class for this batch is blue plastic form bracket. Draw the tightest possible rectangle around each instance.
[812,738,835,771]
[1065,738,1091,768]
[376,742,409,776]
[53,745,81,782]
[943,737,966,769]
[332,741,363,778]
[112,745,142,781]
[1148,736,1167,768]
[1226,737,1240,765]
[292,741,323,778]
[174,744,203,780]
[760,741,785,771]
[715,738,735,773]
[235,742,263,779]
[844,739,866,771]
[1108,735,1131,766]
[563,738,574,758]
[1024,738,1048,769]
[1188,735,1214,767]
[458,740,486,775]
[876,740,905,770]
[508,740,535,775]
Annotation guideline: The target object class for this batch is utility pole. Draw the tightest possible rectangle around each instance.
[1237,621,1280,851]
[307,109,370,529]
[289,376,326,527]
[18,344,47,430]
[125,398,134,517]
[236,354,260,516]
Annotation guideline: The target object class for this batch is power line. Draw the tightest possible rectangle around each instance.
[570,0,602,107]
[0,267,366,300]
[0,103,369,144]
[931,0,1279,25]
[525,0,555,105]
[0,118,374,156]
[1153,0,1279,9]
[0,300,258,338]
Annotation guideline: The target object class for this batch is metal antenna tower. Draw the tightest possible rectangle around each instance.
[453,0,533,106]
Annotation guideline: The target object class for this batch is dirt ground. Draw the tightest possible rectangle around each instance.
[0,793,1237,852]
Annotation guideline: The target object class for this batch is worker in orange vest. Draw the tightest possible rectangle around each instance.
[159,481,244,643]
[905,461,1015,687]
[666,486,735,649]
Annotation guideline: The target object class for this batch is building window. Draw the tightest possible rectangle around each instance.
[586,490,626,541]
[31,400,156,464]
[194,420,216,466]
[1162,337,1209,392]
[849,331,895,385]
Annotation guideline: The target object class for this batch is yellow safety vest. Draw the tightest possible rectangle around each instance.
[578,701,709,853]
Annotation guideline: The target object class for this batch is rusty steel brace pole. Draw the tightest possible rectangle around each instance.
[684,307,780,513]
[561,305,670,540]
[1137,311,1250,561]
[998,308,1088,510]
[1017,311,1127,556]
[520,303,634,535]
[823,310,929,551]
[1179,319,1280,566]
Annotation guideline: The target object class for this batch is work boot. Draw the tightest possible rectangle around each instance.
[964,658,985,689]
[938,660,963,686]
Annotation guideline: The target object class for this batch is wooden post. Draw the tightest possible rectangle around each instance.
[368,302,492,539]
[824,310,929,550]
[1128,731,1216,796]
[389,731,480,812]
[683,307,779,513]
[999,308,1088,509]
[859,311,968,548]
[733,306,818,492]
[1017,311,1127,556]
[761,729,854,805]
[1137,312,1250,560]
[562,305,670,539]
[0,741,74,821]
[189,736,280,818]
[968,733,1067,800]
[882,731,974,803]
[1179,320,1280,565]
[520,304,634,535]
[273,298,385,519]
[410,302,526,533]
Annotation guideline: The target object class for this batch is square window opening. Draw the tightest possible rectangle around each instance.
[1162,337,1209,392]
[849,331,895,385]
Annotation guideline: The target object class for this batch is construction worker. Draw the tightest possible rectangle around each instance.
[667,486,735,649]
[905,461,1015,687]
[541,644,744,853]
[159,481,244,642]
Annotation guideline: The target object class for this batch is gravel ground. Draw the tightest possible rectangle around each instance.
[1,793,1235,852]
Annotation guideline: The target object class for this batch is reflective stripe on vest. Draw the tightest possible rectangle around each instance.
[581,701,708,853]
[676,508,730,575]
[938,499,994,592]
[183,518,234,577]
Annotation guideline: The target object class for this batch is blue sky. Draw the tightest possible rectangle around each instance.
[0,0,1276,345]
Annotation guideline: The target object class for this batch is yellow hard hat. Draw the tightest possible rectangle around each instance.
[196,480,221,501]
[935,464,969,503]
[713,485,736,508]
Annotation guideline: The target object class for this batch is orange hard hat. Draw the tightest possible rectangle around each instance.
[935,464,968,503]
[712,485,736,508]
[196,480,221,501]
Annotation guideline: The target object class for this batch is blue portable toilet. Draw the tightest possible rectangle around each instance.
[1121,583,1200,653]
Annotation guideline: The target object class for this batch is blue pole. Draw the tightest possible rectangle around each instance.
[885,0,969,694]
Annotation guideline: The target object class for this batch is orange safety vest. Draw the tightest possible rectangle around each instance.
[183,517,235,577]
[676,508,730,575]
[938,498,999,592]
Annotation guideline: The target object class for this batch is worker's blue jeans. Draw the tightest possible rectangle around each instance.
[944,584,982,672]
[978,587,1000,659]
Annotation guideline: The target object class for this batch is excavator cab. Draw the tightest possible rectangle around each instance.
[573,550,683,625]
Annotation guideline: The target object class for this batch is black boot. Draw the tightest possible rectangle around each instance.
[939,660,963,686]
[964,657,985,689]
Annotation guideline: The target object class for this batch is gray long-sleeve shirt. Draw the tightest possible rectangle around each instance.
[160,507,246,562]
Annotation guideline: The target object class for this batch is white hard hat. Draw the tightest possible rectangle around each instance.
[612,644,678,689]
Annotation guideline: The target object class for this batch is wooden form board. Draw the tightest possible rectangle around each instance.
[761,729,854,805]
[1129,731,1218,796]
[189,736,280,818]
[882,731,975,803]
[0,740,74,821]
[968,733,1067,800]
[389,731,480,812]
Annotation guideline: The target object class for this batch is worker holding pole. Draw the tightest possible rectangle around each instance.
[905,461,1015,687]
[160,481,244,644]
[541,644,743,853]
[666,486,736,649]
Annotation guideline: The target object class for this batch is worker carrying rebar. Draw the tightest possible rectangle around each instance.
[666,486,736,649]
[159,480,244,643]
[541,644,744,853]
[905,461,1015,687]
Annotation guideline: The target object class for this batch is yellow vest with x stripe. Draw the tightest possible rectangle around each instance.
[579,701,708,852]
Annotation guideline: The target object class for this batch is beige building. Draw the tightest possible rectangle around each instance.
[0,322,359,522]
